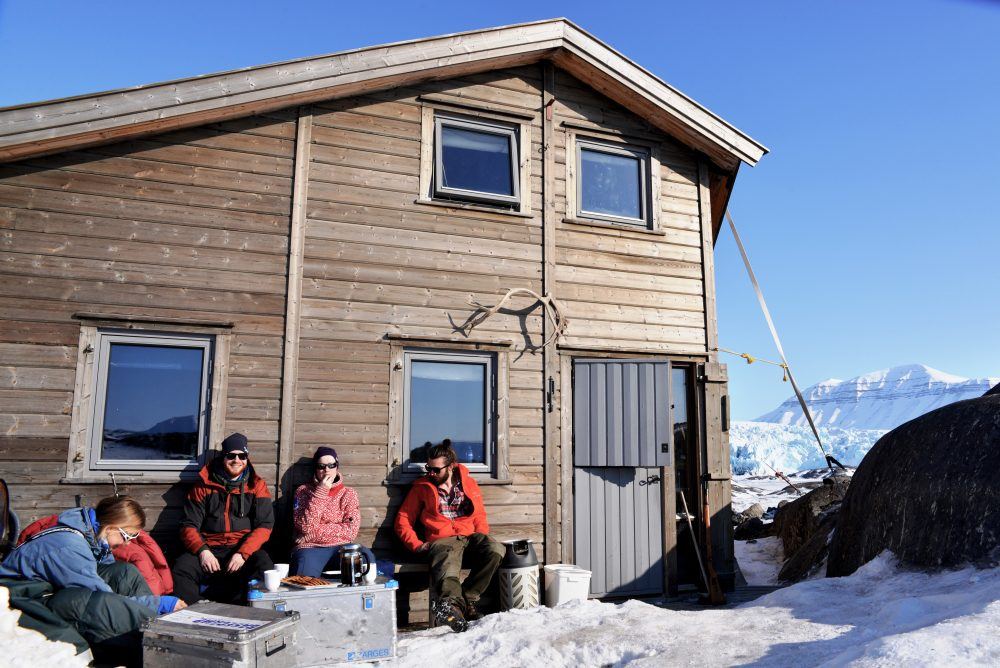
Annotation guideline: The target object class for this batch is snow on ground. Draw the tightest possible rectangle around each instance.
[734,536,784,586]
[0,587,89,667]
[397,555,1000,667]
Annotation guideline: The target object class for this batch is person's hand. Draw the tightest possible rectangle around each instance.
[227,552,246,573]
[417,542,430,553]
[199,550,220,573]
[172,599,188,612]
[319,473,335,489]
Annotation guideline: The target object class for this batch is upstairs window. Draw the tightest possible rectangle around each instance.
[88,330,213,472]
[403,349,494,473]
[434,115,520,207]
[576,138,650,227]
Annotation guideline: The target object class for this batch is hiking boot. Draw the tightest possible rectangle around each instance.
[462,598,484,622]
[433,598,468,633]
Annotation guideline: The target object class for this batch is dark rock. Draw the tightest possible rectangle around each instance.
[827,392,1000,577]
[734,517,766,540]
[741,503,765,520]
[774,478,850,557]
[777,511,837,582]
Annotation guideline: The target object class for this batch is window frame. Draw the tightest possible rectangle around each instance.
[87,330,214,473]
[401,348,495,474]
[432,114,521,207]
[65,317,232,483]
[564,128,661,233]
[575,138,650,226]
[417,100,533,217]
[387,338,511,483]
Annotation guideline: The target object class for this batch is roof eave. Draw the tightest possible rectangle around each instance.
[0,19,767,170]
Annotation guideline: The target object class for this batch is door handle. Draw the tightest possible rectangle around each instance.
[639,474,661,486]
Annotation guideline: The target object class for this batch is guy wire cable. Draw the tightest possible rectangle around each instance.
[725,209,841,471]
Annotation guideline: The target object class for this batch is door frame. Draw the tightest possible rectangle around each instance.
[559,351,709,597]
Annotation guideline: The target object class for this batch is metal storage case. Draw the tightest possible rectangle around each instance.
[142,601,300,668]
[254,577,398,665]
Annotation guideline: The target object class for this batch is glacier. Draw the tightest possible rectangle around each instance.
[731,363,998,475]
[730,421,887,475]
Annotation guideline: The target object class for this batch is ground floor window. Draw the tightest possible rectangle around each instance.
[88,330,213,471]
[403,349,494,473]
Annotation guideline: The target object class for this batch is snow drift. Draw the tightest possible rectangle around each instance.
[397,555,1000,667]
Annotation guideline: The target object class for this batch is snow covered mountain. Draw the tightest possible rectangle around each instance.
[731,364,998,475]
[755,363,999,430]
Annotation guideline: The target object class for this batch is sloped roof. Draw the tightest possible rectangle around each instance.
[0,19,766,170]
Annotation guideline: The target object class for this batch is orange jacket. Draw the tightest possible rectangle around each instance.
[394,464,490,552]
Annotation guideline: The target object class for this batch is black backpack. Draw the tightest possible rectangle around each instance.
[0,478,19,560]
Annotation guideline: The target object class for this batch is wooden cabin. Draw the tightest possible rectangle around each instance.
[0,19,766,615]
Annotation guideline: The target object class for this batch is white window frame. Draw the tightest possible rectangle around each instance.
[401,348,495,474]
[66,318,232,482]
[85,330,213,473]
[576,137,651,227]
[432,114,520,207]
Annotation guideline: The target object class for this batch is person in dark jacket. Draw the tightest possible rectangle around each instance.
[0,496,183,664]
[171,432,275,604]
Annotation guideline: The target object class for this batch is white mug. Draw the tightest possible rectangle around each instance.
[263,569,281,592]
[274,563,290,579]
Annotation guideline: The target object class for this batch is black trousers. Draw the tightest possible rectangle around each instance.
[172,546,273,605]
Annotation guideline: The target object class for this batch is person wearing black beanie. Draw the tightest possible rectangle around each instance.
[171,433,275,604]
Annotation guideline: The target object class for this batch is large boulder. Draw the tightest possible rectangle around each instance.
[774,477,850,557]
[827,391,1000,576]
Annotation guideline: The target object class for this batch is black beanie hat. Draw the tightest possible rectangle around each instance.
[312,446,338,463]
[221,433,249,455]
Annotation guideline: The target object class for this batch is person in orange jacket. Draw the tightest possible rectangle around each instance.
[394,439,505,632]
[171,433,274,604]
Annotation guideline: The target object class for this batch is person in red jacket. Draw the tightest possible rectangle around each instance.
[394,439,504,632]
[171,433,275,604]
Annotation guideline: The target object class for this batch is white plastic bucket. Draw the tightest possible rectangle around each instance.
[542,564,592,607]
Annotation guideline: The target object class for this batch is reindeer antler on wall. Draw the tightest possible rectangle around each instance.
[457,288,569,349]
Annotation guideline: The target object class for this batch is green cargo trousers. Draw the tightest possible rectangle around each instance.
[427,533,505,603]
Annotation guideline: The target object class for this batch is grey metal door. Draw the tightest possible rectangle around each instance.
[573,359,672,598]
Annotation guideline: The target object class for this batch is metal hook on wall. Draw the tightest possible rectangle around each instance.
[110,472,120,497]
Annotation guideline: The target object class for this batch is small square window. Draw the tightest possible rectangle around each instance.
[88,330,213,472]
[402,349,494,473]
[576,138,650,227]
[434,115,520,207]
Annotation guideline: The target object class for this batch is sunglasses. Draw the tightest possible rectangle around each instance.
[316,462,339,470]
[424,464,448,474]
[118,527,140,544]
[224,452,248,461]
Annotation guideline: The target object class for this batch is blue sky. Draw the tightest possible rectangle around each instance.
[2,0,997,419]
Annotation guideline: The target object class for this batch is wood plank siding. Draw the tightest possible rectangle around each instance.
[0,114,297,546]
[0,59,727,604]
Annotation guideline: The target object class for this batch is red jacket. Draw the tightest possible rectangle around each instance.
[180,461,274,558]
[394,464,490,552]
[293,478,361,550]
[113,532,174,595]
